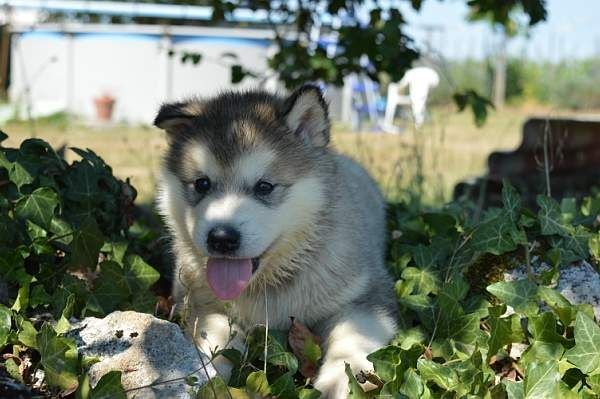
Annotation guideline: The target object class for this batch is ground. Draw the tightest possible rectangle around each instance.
[1,105,592,205]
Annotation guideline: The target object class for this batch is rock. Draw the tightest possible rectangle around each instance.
[68,311,216,398]
[504,260,600,319]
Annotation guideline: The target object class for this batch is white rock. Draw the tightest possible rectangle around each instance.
[69,311,216,399]
[504,260,600,319]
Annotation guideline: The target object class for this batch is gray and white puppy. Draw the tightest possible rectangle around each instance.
[154,85,397,398]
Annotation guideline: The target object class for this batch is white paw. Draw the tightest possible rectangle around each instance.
[314,365,349,399]
[210,355,233,382]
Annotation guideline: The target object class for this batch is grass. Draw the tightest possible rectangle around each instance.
[1,105,586,206]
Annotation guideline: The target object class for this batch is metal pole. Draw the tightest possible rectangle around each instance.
[0,5,12,99]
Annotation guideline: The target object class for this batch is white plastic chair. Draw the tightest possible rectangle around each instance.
[382,67,440,132]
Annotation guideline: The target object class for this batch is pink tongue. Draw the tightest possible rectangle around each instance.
[206,258,253,300]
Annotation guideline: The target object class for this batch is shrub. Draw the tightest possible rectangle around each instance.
[0,131,161,396]
[0,133,599,398]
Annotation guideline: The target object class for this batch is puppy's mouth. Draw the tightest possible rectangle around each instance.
[205,256,261,301]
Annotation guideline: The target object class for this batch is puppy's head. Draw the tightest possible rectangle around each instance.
[156,86,331,300]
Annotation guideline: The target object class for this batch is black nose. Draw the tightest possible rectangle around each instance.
[207,225,241,254]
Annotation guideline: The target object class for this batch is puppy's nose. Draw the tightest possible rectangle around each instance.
[207,225,241,254]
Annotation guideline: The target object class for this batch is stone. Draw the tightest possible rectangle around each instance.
[68,311,216,398]
[504,260,600,319]
[454,117,600,208]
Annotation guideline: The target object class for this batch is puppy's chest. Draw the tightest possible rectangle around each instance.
[233,291,324,332]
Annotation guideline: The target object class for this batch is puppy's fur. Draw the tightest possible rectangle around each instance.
[155,86,397,398]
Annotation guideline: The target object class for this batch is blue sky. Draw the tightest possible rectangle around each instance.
[396,0,600,61]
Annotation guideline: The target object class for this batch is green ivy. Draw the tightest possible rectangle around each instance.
[0,131,157,396]
[1,132,600,398]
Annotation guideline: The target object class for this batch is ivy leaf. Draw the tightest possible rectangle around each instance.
[590,233,600,263]
[444,275,469,302]
[367,345,402,382]
[0,304,11,348]
[399,294,435,328]
[537,196,572,237]
[345,362,368,399]
[501,179,522,223]
[11,282,30,312]
[487,279,539,314]
[71,218,104,269]
[198,377,249,398]
[565,312,600,374]
[528,312,569,345]
[246,371,270,396]
[520,341,564,366]
[124,255,160,290]
[15,314,37,348]
[269,372,297,398]
[9,161,34,188]
[523,361,560,398]
[417,359,459,391]
[89,371,126,399]
[401,266,440,295]
[548,226,591,265]
[470,210,524,255]
[266,338,298,375]
[587,374,600,394]
[503,380,525,399]
[15,187,59,229]
[486,305,523,360]
[65,161,98,205]
[538,286,576,326]
[37,323,79,394]
[102,241,128,263]
[298,388,321,399]
[5,358,22,384]
[435,290,480,345]
[399,368,424,398]
[88,261,129,315]
[29,284,51,307]
[55,294,75,334]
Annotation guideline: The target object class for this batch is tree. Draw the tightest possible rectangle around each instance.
[58,0,548,123]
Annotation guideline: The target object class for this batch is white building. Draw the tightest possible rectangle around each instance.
[8,23,273,123]
[0,0,344,125]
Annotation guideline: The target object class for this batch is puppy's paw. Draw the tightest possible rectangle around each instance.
[313,365,349,399]
[211,355,233,382]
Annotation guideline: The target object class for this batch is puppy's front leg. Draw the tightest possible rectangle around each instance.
[314,309,396,399]
[189,312,245,382]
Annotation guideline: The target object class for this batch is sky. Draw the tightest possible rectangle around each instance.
[4,0,598,62]
[396,0,600,61]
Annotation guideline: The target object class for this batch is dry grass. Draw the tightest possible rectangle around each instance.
[1,105,582,206]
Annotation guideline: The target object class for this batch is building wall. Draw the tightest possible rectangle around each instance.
[9,25,271,124]
[10,32,69,119]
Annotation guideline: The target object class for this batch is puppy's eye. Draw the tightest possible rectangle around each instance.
[194,177,211,194]
[254,180,274,196]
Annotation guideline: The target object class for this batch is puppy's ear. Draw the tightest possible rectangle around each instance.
[282,85,330,147]
[154,101,201,138]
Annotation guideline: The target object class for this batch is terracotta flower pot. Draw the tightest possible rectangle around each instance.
[94,94,116,121]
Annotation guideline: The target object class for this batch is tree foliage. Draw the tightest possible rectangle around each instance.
[55,0,548,124]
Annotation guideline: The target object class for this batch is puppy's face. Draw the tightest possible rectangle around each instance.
[156,86,331,299]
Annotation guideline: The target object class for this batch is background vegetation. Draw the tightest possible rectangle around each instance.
[430,57,600,110]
